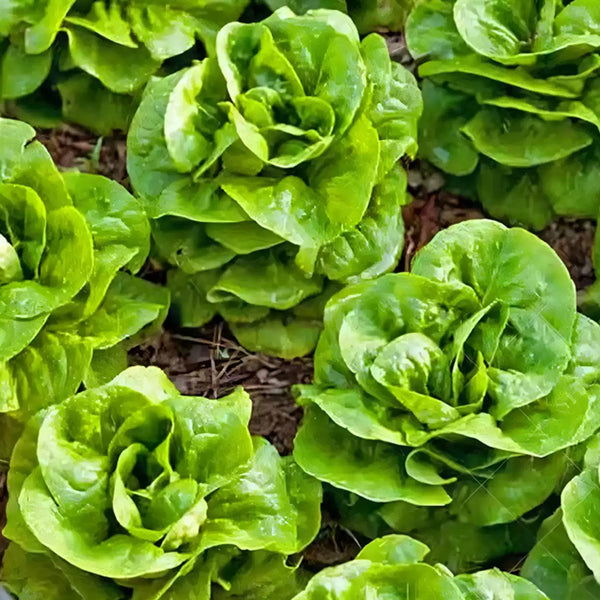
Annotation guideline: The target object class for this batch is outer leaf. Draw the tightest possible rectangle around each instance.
[230,314,322,360]
[418,81,479,176]
[293,561,464,600]
[522,510,600,600]
[212,551,308,600]
[78,271,169,349]
[316,165,406,282]
[207,249,324,310]
[475,162,554,229]
[2,544,123,600]
[8,331,93,419]
[166,269,222,328]
[454,568,550,599]
[406,0,470,61]
[453,0,539,61]
[462,107,594,168]
[562,468,600,582]
[202,438,321,554]
[1,44,52,100]
[57,73,138,135]
[64,25,161,94]
[348,0,415,34]
[356,535,430,565]
[294,405,451,505]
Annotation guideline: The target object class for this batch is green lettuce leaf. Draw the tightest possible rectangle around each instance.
[291,534,549,599]
[262,0,415,33]
[406,0,600,228]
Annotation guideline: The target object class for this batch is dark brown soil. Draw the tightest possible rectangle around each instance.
[302,509,363,571]
[36,125,128,185]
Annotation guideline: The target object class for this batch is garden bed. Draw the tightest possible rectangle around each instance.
[0,122,595,574]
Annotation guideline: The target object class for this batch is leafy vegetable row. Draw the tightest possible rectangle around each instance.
[0,1,413,133]
[128,8,421,359]
[2,3,600,598]
[0,1,250,134]
[7,1,600,240]
[1,365,551,600]
[0,117,168,463]
[3,215,595,598]
[7,1,600,258]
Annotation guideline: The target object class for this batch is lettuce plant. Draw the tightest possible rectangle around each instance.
[406,0,600,230]
[522,437,600,599]
[0,118,168,461]
[293,219,600,570]
[1,366,322,600]
[293,534,549,599]
[128,7,421,359]
[261,0,415,33]
[0,1,249,134]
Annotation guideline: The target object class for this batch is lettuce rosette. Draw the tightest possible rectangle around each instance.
[406,0,600,230]
[261,1,415,33]
[128,7,421,359]
[293,219,600,570]
[0,0,249,133]
[0,118,168,460]
[293,535,549,599]
[1,366,321,600]
[521,437,600,599]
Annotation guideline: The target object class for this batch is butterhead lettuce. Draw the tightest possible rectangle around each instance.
[293,219,600,570]
[128,7,421,359]
[406,0,600,230]
[0,118,168,461]
[1,366,321,600]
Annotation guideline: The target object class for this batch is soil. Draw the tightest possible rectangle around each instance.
[0,108,597,573]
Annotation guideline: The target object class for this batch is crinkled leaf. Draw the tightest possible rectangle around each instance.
[230,313,322,359]
[64,25,161,93]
